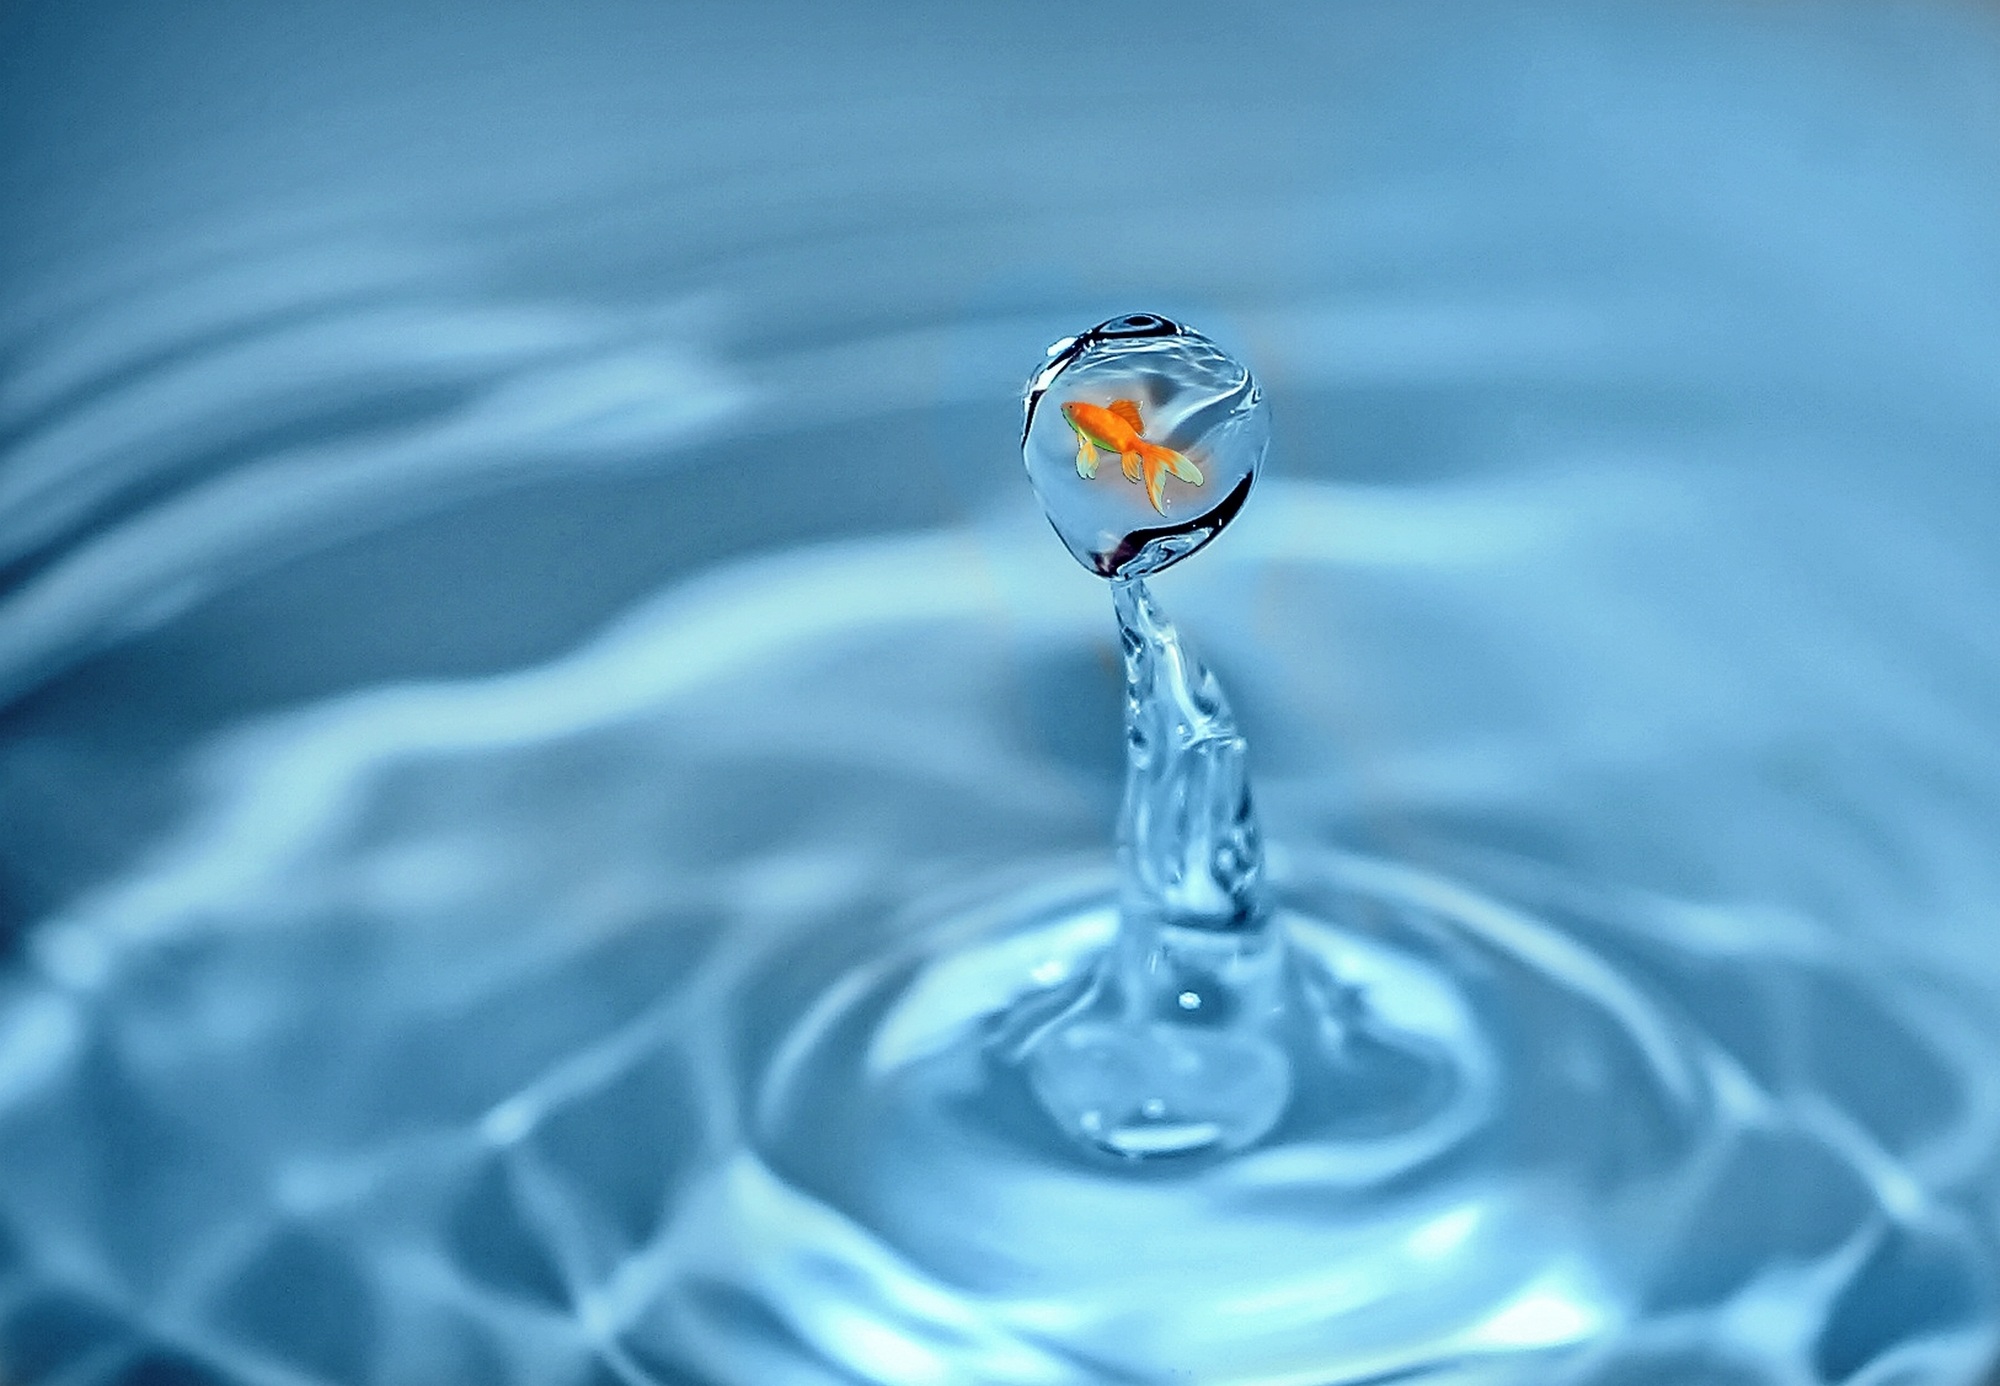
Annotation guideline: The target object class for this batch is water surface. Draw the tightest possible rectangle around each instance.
[4,3,2000,1382]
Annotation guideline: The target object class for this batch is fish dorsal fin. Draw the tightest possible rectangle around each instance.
[1109,398,1145,431]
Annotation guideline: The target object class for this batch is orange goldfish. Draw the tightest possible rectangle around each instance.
[1060,398,1204,515]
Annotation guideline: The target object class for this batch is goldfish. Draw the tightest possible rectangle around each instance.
[1060,398,1203,515]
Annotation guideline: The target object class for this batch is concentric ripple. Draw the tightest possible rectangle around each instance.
[647,851,1999,1385]
[2,528,1997,1384]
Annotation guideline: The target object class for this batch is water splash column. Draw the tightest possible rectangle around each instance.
[1111,575,1266,935]
[1008,313,1292,1157]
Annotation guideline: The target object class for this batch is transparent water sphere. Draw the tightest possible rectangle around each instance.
[1022,314,1270,578]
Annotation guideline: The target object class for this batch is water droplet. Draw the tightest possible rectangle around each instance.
[1022,315,1269,579]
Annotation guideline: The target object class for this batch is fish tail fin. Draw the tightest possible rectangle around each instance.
[1142,456,1168,514]
[1142,441,1203,486]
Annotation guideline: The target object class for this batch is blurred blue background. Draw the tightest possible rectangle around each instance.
[5,2,2000,1383]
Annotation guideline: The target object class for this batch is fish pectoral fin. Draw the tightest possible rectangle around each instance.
[1120,451,1142,483]
[1109,399,1144,431]
[1075,435,1099,477]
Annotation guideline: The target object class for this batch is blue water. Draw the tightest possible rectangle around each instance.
[5,2,2000,1383]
